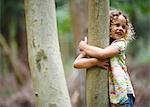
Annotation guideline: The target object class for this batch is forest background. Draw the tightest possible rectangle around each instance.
[0,0,149,107]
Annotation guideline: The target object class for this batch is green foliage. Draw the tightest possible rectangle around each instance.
[56,4,72,35]
[110,0,150,14]
[0,0,24,41]
[55,0,68,8]
[56,3,74,53]
[0,0,24,21]
[56,3,75,76]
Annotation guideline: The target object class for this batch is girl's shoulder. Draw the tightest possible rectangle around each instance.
[111,39,127,46]
[111,39,127,51]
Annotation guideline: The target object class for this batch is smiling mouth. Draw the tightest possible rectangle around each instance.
[116,32,123,35]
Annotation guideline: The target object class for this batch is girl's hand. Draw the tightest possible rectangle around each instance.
[79,41,86,49]
[79,36,88,52]
[84,36,87,44]
[97,59,110,70]
[79,49,86,56]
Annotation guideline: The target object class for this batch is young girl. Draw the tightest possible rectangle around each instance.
[74,9,135,107]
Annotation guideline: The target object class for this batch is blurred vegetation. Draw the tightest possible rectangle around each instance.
[0,0,28,97]
[56,1,75,76]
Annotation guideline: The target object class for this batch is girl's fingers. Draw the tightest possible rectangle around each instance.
[104,63,109,66]
[80,50,86,55]
[102,65,109,70]
[84,37,87,43]
[104,65,109,70]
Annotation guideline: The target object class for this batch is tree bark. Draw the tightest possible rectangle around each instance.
[86,0,110,107]
[24,0,72,107]
[69,0,88,107]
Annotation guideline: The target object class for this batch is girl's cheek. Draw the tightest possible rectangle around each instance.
[125,29,128,34]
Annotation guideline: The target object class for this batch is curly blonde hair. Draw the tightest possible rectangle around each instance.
[109,9,135,42]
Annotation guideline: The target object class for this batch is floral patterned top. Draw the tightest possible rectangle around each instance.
[109,39,135,104]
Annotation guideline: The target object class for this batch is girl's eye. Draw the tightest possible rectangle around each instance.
[115,24,120,27]
[122,25,126,29]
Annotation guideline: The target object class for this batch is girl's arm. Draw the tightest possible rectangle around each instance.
[73,53,98,69]
[73,53,109,69]
[79,40,120,59]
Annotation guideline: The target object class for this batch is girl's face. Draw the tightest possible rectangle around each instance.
[110,15,128,40]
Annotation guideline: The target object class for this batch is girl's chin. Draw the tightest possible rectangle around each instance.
[113,37,123,40]
[114,35,124,39]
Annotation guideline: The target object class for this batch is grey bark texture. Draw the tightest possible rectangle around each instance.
[86,0,110,107]
[24,0,72,107]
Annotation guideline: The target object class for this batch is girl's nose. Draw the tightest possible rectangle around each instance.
[118,26,123,31]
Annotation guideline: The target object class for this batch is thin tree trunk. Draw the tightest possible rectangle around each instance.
[86,0,110,107]
[0,33,25,86]
[69,0,88,107]
[24,0,72,107]
[69,0,88,48]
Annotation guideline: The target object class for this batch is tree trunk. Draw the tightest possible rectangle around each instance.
[24,0,72,107]
[69,0,88,48]
[69,0,88,107]
[0,33,25,86]
[86,0,110,107]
